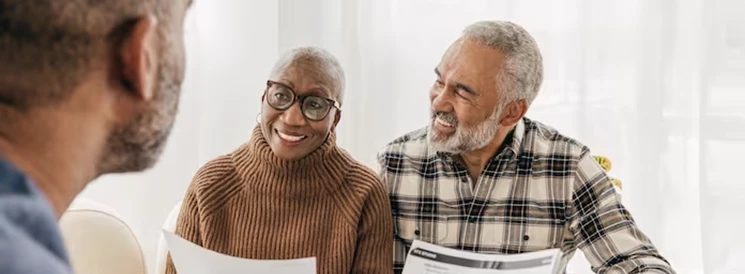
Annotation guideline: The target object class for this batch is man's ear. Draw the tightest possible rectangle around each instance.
[500,100,528,127]
[119,15,159,101]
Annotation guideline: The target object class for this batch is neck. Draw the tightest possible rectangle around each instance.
[461,126,515,175]
[0,106,107,217]
[233,126,351,198]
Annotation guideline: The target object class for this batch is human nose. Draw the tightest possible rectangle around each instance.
[430,87,454,113]
[280,101,307,126]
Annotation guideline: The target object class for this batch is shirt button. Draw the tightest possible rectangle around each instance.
[414,229,420,236]
[523,235,530,241]
[468,216,477,223]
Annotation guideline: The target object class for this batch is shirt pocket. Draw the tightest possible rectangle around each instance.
[505,221,565,253]
[394,213,452,247]
[480,203,567,253]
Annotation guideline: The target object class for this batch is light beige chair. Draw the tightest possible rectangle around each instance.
[154,201,183,274]
[59,198,146,274]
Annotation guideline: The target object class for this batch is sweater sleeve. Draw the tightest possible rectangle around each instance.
[165,177,203,274]
[351,180,394,274]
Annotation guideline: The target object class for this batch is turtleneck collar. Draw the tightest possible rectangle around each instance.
[231,125,352,198]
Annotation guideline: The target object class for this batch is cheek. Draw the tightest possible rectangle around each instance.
[453,105,481,126]
[309,119,334,138]
[261,104,281,125]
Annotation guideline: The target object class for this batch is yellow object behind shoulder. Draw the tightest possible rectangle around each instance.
[593,155,612,171]
[593,155,622,190]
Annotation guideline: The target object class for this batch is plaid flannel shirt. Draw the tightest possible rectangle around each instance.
[377,118,675,274]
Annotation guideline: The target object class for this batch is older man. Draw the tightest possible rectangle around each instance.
[0,0,192,273]
[378,21,675,273]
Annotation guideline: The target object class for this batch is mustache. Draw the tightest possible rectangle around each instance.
[432,111,458,126]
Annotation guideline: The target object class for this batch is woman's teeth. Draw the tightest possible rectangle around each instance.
[278,131,307,142]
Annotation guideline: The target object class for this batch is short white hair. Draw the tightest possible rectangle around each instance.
[462,21,543,105]
[270,46,346,105]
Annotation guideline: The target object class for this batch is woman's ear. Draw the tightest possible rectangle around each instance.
[332,109,342,129]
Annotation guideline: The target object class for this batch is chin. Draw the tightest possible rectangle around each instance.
[267,143,299,161]
[427,129,449,143]
[95,152,160,175]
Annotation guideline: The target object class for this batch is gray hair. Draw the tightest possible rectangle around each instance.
[269,46,346,105]
[462,21,543,105]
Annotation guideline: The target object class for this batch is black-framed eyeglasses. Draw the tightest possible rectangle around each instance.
[264,80,341,122]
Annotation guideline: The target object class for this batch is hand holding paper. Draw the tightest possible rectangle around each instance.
[163,229,316,274]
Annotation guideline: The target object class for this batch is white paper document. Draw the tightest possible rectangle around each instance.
[163,230,316,274]
[402,240,562,274]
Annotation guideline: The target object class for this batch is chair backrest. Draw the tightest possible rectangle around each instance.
[59,199,146,274]
[154,201,183,274]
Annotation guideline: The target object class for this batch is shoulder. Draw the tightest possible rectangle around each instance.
[344,160,387,198]
[325,158,392,231]
[376,127,434,168]
[337,157,390,211]
[521,118,590,161]
[191,154,238,190]
[0,199,71,273]
[334,160,391,231]
[523,120,618,202]
[521,118,608,191]
[0,237,70,273]
[186,152,243,210]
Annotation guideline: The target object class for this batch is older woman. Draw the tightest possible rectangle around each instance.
[166,47,393,274]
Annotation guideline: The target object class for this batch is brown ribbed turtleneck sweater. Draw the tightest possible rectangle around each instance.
[165,126,393,274]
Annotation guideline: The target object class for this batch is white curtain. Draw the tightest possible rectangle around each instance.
[78,0,745,273]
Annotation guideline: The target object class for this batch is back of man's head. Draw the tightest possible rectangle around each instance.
[0,0,184,108]
[0,0,192,174]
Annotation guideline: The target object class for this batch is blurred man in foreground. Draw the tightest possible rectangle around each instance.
[0,0,192,272]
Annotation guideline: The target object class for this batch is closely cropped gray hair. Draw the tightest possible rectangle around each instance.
[462,21,543,105]
[269,46,346,105]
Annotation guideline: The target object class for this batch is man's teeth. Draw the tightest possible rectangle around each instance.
[436,117,454,127]
[278,132,306,142]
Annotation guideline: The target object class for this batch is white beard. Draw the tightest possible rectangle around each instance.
[427,106,502,154]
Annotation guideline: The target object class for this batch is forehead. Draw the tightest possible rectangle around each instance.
[438,38,506,87]
[273,61,339,98]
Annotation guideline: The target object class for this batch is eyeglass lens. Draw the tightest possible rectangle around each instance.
[266,84,332,121]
